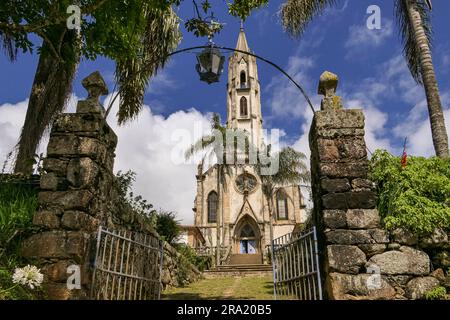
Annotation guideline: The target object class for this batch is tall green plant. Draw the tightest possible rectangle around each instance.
[369,150,450,234]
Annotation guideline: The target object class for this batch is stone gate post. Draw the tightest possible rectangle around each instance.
[309,72,399,299]
[22,71,117,299]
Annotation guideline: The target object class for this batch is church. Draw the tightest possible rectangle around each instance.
[192,27,308,265]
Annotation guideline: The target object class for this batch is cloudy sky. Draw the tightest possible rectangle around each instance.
[1,0,449,224]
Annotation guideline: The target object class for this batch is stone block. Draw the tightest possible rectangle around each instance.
[38,190,93,210]
[322,192,377,210]
[22,231,89,260]
[358,244,386,258]
[317,137,367,162]
[419,228,448,249]
[42,261,73,282]
[53,113,102,133]
[322,193,347,209]
[319,162,368,179]
[76,100,105,116]
[317,139,339,161]
[392,228,418,246]
[67,157,100,188]
[351,178,375,191]
[42,158,69,176]
[325,229,389,245]
[313,109,365,130]
[40,172,68,191]
[405,277,440,300]
[346,209,380,229]
[321,178,350,193]
[61,211,99,232]
[316,128,365,139]
[33,210,61,229]
[367,246,430,276]
[47,135,79,156]
[326,272,396,300]
[346,191,377,209]
[327,245,366,274]
[323,210,347,229]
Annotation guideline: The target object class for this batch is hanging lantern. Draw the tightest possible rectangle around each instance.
[196,46,225,84]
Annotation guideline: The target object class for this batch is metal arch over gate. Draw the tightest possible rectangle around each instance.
[90,226,163,300]
[272,226,323,300]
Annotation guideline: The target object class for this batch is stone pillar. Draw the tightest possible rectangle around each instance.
[22,71,117,299]
[309,72,436,300]
[309,72,393,299]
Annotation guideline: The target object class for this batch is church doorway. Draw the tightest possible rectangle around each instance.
[239,224,257,254]
[234,215,260,255]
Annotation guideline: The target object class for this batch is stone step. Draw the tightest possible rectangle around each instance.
[229,253,263,265]
[216,264,273,271]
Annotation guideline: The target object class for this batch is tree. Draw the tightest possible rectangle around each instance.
[0,1,182,174]
[255,146,310,261]
[280,0,448,158]
[156,210,181,244]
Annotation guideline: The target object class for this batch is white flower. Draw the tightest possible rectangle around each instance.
[12,265,44,289]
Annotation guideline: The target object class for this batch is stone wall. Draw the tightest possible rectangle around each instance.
[21,72,200,299]
[309,72,447,300]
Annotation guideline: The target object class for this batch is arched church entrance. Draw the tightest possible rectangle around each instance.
[230,215,263,264]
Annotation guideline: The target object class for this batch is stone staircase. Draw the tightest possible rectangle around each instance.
[203,263,273,279]
[229,254,263,265]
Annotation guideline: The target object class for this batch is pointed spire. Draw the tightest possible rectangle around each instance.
[235,24,249,52]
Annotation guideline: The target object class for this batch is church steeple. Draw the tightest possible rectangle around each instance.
[235,25,249,52]
[226,27,263,148]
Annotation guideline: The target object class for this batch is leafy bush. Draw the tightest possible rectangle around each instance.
[116,170,157,222]
[0,181,38,260]
[176,244,211,272]
[156,211,181,244]
[0,179,41,300]
[425,286,448,300]
[369,150,450,235]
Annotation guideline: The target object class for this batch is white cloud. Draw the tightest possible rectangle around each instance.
[345,19,393,59]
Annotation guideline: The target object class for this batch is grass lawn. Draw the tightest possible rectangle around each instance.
[162,276,274,300]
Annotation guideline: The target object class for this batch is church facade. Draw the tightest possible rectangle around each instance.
[193,28,307,265]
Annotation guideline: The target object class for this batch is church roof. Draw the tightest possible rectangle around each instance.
[235,27,249,52]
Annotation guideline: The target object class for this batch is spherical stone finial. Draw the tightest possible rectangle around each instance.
[82,71,108,102]
[318,71,338,97]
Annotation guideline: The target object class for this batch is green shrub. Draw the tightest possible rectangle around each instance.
[0,179,40,300]
[369,150,450,235]
[0,182,38,260]
[176,244,211,272]
[425,286,448,300]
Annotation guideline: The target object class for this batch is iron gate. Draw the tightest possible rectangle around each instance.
[90,226,163,300]
[272,226,322,300]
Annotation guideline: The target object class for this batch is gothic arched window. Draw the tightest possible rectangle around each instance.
[240,97,248,117]
[240,71,247,87]
[276,189,288,220]
[207,191,218,223]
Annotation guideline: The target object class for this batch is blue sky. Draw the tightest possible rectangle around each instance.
[1,0,449,223]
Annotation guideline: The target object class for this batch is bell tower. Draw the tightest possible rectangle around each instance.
[226,26,263,148]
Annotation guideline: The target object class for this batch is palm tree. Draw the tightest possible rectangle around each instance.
[11,4,181,174]
[255,147,310,262]
[280,0,448,158]
[185,113,249,266]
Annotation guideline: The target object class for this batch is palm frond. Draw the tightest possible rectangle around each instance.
[115,6,182,124]
[185,134,215,160]
[0,32,18,61]
[280,0,338,37]
[395,0,433,85]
